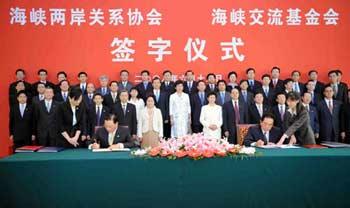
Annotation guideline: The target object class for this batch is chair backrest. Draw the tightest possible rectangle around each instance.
[236,124,255,145]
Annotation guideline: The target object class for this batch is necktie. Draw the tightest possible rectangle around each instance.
[258,105,263,117]
[200,93,204,105]
[264,132,269,143]
[156,91,160,102]
[40,95,44,100]
[63,92,67,101]
[46,101,51,113]
[102,88,106,95]
[280,105,284,121]
[305,105,309,112]
[311,93,314,104]
[273,79,277,87]
[332,84,338,97]
[264,88,268,96]
[328,100,333,114]
[221,92,225,104]
[234,101,240,123]
[166,82,169,87]
[81,84,85,92]
[123,82,127,88]
[243,91,247,102]
[20,104,25,117]
[108,132,114,146]
[189,82,192,90]
[112,93,116,103]
[144,82,147,90]
[123,104,126,115]
[294,83,299,92]
[96,106,101,126]
[250,80,254,87]
[72,108,77,126]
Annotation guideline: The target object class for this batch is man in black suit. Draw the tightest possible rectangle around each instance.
[206,73,217,93]
[271,92,288,130]
[87,93,110,138]
[261,74,276,106]
[103,81,119,109]
[216,80,231,106]
[54,80,70,103]
[9,91,35,149]
[112,90,137,140]
[308,70,324,95]
[342,90,350,142]
[305,80,322,107]
[9,69,32,106]
[76,71,88,95]
[302,92,320,140]
[335,69,348,101]
[54,71,67,94]
[161,70,175,95]
[328,70,348,104]
[135,70,153,102]
[82,83,95,110]
[56,87,87,148]
[118,70,134,93]
[291,70,305,95]
[248,91,271,124]
[223,88,249,144]
[244,113,283,147]
[34,87,59,146]
[246,68,262,93]
[32,69,55,96]
[152,77,170,138]
[31,83,46,107]
[89,113,135,149]
[95,75,110,96]
[190,80,208,133]
[270,66,284,92]
[317,86,345,142]
[182,70,197,95]
[239,80,254,106]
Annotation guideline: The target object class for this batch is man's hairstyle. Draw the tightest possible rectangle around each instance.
[57,71,67,78]
[78,71,88,77]
[16,90,27,98]
[246,68,255,74]
[68,87,82,100]
[261,113,275,121]
[140,70,150,75]
[37,68,47,75]
[16,68,25,75]
[206,73,216,80]
[228,71,237,78]
[271,66,280,73]
[105,113,119,123]
[287,91,301,101]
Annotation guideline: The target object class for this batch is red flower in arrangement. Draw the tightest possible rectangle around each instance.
[215,149,227,157]
[160,150,171,157]
[202,150,214,158]
[175,150,187,158]
[187,149,202,158]
[149,147,161,157]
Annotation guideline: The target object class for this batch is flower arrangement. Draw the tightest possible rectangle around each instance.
[132,133,257,160]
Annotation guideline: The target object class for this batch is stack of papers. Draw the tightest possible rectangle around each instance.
[320,141,350,148]
[15,146,44,152]
[37,147,65,152]
[258,144,301,149]
[92,148,131,152]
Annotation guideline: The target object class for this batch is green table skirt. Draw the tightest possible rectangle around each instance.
[1,148,350,208]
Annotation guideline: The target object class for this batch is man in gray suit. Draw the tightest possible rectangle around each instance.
[216,80,231,106]
[118,69,133,92]
[276,92,316,145]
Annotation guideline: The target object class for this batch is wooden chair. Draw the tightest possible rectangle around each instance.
[236,124,255,145]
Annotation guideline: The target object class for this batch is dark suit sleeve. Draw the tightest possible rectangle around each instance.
[9,107,14,136]
[222,104,228,132]
[284,110,308,137]
[56,105,69,134]
[131,105,137,135]
[122,130,135,148]
[243,126,256,146]
[314,110,320,134]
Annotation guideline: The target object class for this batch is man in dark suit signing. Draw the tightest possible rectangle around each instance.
[244,113,282,147]
[89,113,135,149]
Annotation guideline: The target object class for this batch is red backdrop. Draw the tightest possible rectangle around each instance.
[1,0,349,157]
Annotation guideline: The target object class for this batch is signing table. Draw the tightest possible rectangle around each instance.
[1,148,350,208]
